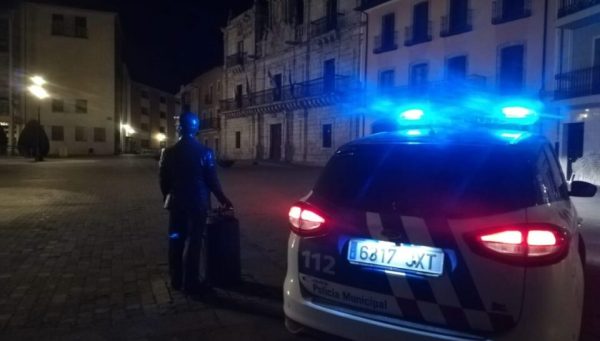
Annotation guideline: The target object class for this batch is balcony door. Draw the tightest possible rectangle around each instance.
[503,0,525,20]
[269,124,282,160]
[413,1,429,40]
[273,74,282,101]
[324,59,336,92]
[499,45,524,94]
[449,0,468,30]
[381,13,396,48]
[326,0,338,30]
[447,55,467,81]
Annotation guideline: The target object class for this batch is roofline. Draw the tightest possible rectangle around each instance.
[24,1,118,17]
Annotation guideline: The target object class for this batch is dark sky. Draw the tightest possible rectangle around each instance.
[34,0,254,93]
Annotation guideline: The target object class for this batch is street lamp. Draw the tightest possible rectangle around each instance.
[27,75,49,161]
[155,132,167,148]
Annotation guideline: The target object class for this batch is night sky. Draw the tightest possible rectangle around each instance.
[34,0,254,93]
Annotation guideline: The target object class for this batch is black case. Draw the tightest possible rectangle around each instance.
[205,209,241,287]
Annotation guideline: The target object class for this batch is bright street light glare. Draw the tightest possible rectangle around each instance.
[30,75,46,86]
[155,133,167,142]
[28,85,49,99]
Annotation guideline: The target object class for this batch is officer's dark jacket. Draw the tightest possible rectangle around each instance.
[159,136,227,211]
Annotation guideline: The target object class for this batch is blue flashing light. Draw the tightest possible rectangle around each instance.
[495,130,532,144]
[400,109,425,121]
[169,232,180,240]
[404,129,426,137]
[502,106,534,119]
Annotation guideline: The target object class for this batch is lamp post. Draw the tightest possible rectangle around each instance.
[27,75,49,161]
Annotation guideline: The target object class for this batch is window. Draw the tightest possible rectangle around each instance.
[51,126,64,141]
[235,84,243,108]
[52,99,65,113]
[141,139,150,148]
[74,17,87,38]
[237,40,244,54]
[493,0,531,24]
[93,127,106,142]
[314,144,537,218]
[324,59,336,92]
[379,70,395,92]
[141,107,149,115]
[75,99,87,113]
[235,131,241,149]
[51,14,65,36]
[159,126,166,133]
[295,0,304,25]
[446,55,468,81]
[406,1,431,46]
[442,0,471,36]
[160,111,166,119]
[322,124,332,148]
[273,74,282,101]
[51,14,87,38]
[499,44,524,94]
[410,63,429,87]
[75,126,86,142]
[0,18,8,52]
[141,123,149,132]
[375,13,396,53]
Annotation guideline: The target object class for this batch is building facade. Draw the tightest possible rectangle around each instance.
[553,0,600,180]
[0,2,124,156]
[121,81,177,153]
[361,0,558,131]
[220,0,366,165]
[177,66,223,154]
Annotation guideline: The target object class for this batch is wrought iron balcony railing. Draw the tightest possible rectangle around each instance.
[219,76,352,112]
[558,0,600,18]
[225,52,246,68]
[555,66,600,99]
[404,22,432,46]
[373,31,398,53]
[492,0,532,24]
[440,10,473,37]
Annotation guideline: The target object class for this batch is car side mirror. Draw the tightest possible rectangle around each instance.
[570,181,597,197]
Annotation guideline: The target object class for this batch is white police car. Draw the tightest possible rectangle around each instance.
[283,101,597,340]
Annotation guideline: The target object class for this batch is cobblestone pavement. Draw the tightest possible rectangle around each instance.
[0,156,599,340]
[0,157,321,340]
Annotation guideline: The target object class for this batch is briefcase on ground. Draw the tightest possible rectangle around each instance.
[205,208,241,287]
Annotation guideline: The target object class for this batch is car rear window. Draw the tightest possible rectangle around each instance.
[314,143,538,218]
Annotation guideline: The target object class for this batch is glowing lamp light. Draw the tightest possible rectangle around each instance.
[27,85,49,99]
[155,133,167,142]
[121,124,136,135]
[400,109,425,121]
[30,75,47,86]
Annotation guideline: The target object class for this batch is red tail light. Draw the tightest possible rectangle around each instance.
[288,203,326,236]
[468,225,569,266]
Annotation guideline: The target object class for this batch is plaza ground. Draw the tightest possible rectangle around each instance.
[0,156,598,340]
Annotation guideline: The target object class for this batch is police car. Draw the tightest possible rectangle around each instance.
[283,100,597,341]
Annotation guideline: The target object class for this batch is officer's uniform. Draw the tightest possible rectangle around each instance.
[159,115,231,293]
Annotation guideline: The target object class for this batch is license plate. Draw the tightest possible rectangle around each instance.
[347,239,445,276]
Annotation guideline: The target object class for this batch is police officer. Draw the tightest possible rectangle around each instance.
[159,112,232,295]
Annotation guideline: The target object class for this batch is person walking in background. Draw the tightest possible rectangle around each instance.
[159,112,233,296]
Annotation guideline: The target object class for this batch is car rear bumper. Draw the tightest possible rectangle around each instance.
[283,234,486,341]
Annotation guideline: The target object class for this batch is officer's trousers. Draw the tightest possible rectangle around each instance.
[168,209,207,291]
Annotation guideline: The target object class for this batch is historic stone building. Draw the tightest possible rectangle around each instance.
[220,0,366,165]
[177,66,223,154]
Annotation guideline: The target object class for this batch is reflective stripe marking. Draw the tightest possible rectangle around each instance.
[423,217,485,311]
[401,216,462,308]
[417,301,447,326]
